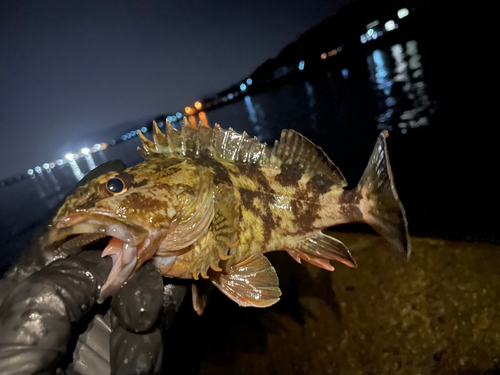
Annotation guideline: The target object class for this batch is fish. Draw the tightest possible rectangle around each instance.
[41,119,410,312]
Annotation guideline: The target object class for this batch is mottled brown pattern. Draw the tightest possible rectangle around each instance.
[196,158,232,185]
[275,164,304,186]
[290,196,321,234]
[339,190,363,223]
[236,163,273,193]
[43,121,409,310]
[306,173,335,195]
[239,187,277,245]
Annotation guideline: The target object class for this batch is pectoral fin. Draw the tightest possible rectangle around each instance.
[210,254,281,308]
[288,233,357,271]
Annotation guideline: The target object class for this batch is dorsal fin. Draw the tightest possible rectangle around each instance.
[137,119,346,189]
[272,129,347,189]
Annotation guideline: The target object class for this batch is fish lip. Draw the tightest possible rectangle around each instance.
[42,213,147,252]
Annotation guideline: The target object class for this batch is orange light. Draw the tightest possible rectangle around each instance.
[321,53,327,60]
[198,111,209,128]
[185,106,192,114]
[188,116,197,128]
[194,101,202,110]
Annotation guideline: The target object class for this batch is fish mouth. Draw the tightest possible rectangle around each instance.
[42,213,149,303]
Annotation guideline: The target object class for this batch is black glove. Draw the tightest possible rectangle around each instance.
[0,160,188,375]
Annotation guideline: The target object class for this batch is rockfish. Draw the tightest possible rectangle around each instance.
[42,119,410,311]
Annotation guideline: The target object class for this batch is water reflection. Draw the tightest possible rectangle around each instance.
[83,153,97,171]
[243,95,270,141]
[303,81,317,128]
[67,157,84,181]
[30,173,46,199]
[367,40,432,133]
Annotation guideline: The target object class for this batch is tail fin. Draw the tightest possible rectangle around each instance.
[357,131,411,259]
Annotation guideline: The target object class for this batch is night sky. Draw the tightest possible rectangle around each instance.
[0,0,353,179]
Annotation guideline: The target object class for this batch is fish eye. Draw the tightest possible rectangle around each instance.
[106,177,127,195]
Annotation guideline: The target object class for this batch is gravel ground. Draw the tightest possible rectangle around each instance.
[170,232,500,374]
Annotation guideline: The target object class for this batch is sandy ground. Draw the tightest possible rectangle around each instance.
[168,232,500,374]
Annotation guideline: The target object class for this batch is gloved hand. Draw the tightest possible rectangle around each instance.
[0,160,188,375]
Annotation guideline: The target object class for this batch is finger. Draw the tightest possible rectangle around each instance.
[0,251,112,375]
[111,260,164,332]
[110,261,164,374]
[110,315,163,375]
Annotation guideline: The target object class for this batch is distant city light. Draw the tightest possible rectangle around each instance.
[367,29,374,36]
[56,159,64,165]
[185,106,193,114]
[321,53,327,60]
[43,163,50,169]
[385,20,396,31]
[401,128,408,134]
[199,111,209,127]
[188,116,197,127]
[227,93,234,100]
[398,8,409,19]
[372,32,378,40]
[49,162,55,169]
[83,148,96,170]
[65,153,74,161]
[167,116,175,122]
[360,35,367,44]
[94,143,101,150]
[121,135,127,141]
[35,166,42,174]
[298,60,305,71]
[141,126,147,132]
[240,83,247,92]
[366,20,379,29]
[27,169,34,175]
[341,69,349,79]
[246,78,253,85]
[194,101,202,110]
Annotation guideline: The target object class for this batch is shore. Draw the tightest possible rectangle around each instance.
[171,232,500,374]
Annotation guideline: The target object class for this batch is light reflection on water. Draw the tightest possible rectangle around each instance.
[303,81,317,129]
[243,95,270,141]
[367,40,433,133]
[1,35,439,271]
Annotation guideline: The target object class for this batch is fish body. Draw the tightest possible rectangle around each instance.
[43,119,410,310]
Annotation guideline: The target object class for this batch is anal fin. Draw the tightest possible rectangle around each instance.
[290,233,357,271]
[210,254,281,308]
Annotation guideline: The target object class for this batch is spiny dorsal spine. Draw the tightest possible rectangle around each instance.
[137,118,346,188]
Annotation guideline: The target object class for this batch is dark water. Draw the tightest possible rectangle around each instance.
[0,9,497,273]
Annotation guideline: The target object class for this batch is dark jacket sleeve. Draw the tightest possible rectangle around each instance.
[0,251,112,375]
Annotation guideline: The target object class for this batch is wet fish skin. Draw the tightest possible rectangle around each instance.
[42,119,410,309]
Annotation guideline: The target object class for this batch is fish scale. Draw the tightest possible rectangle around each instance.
[43,119,410,313]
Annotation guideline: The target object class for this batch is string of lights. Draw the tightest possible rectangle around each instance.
[0,7,411,189]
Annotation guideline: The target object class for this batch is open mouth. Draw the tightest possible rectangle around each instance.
[42,215,148,303]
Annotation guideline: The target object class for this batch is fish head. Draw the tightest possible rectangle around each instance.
[41,164,181,301]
